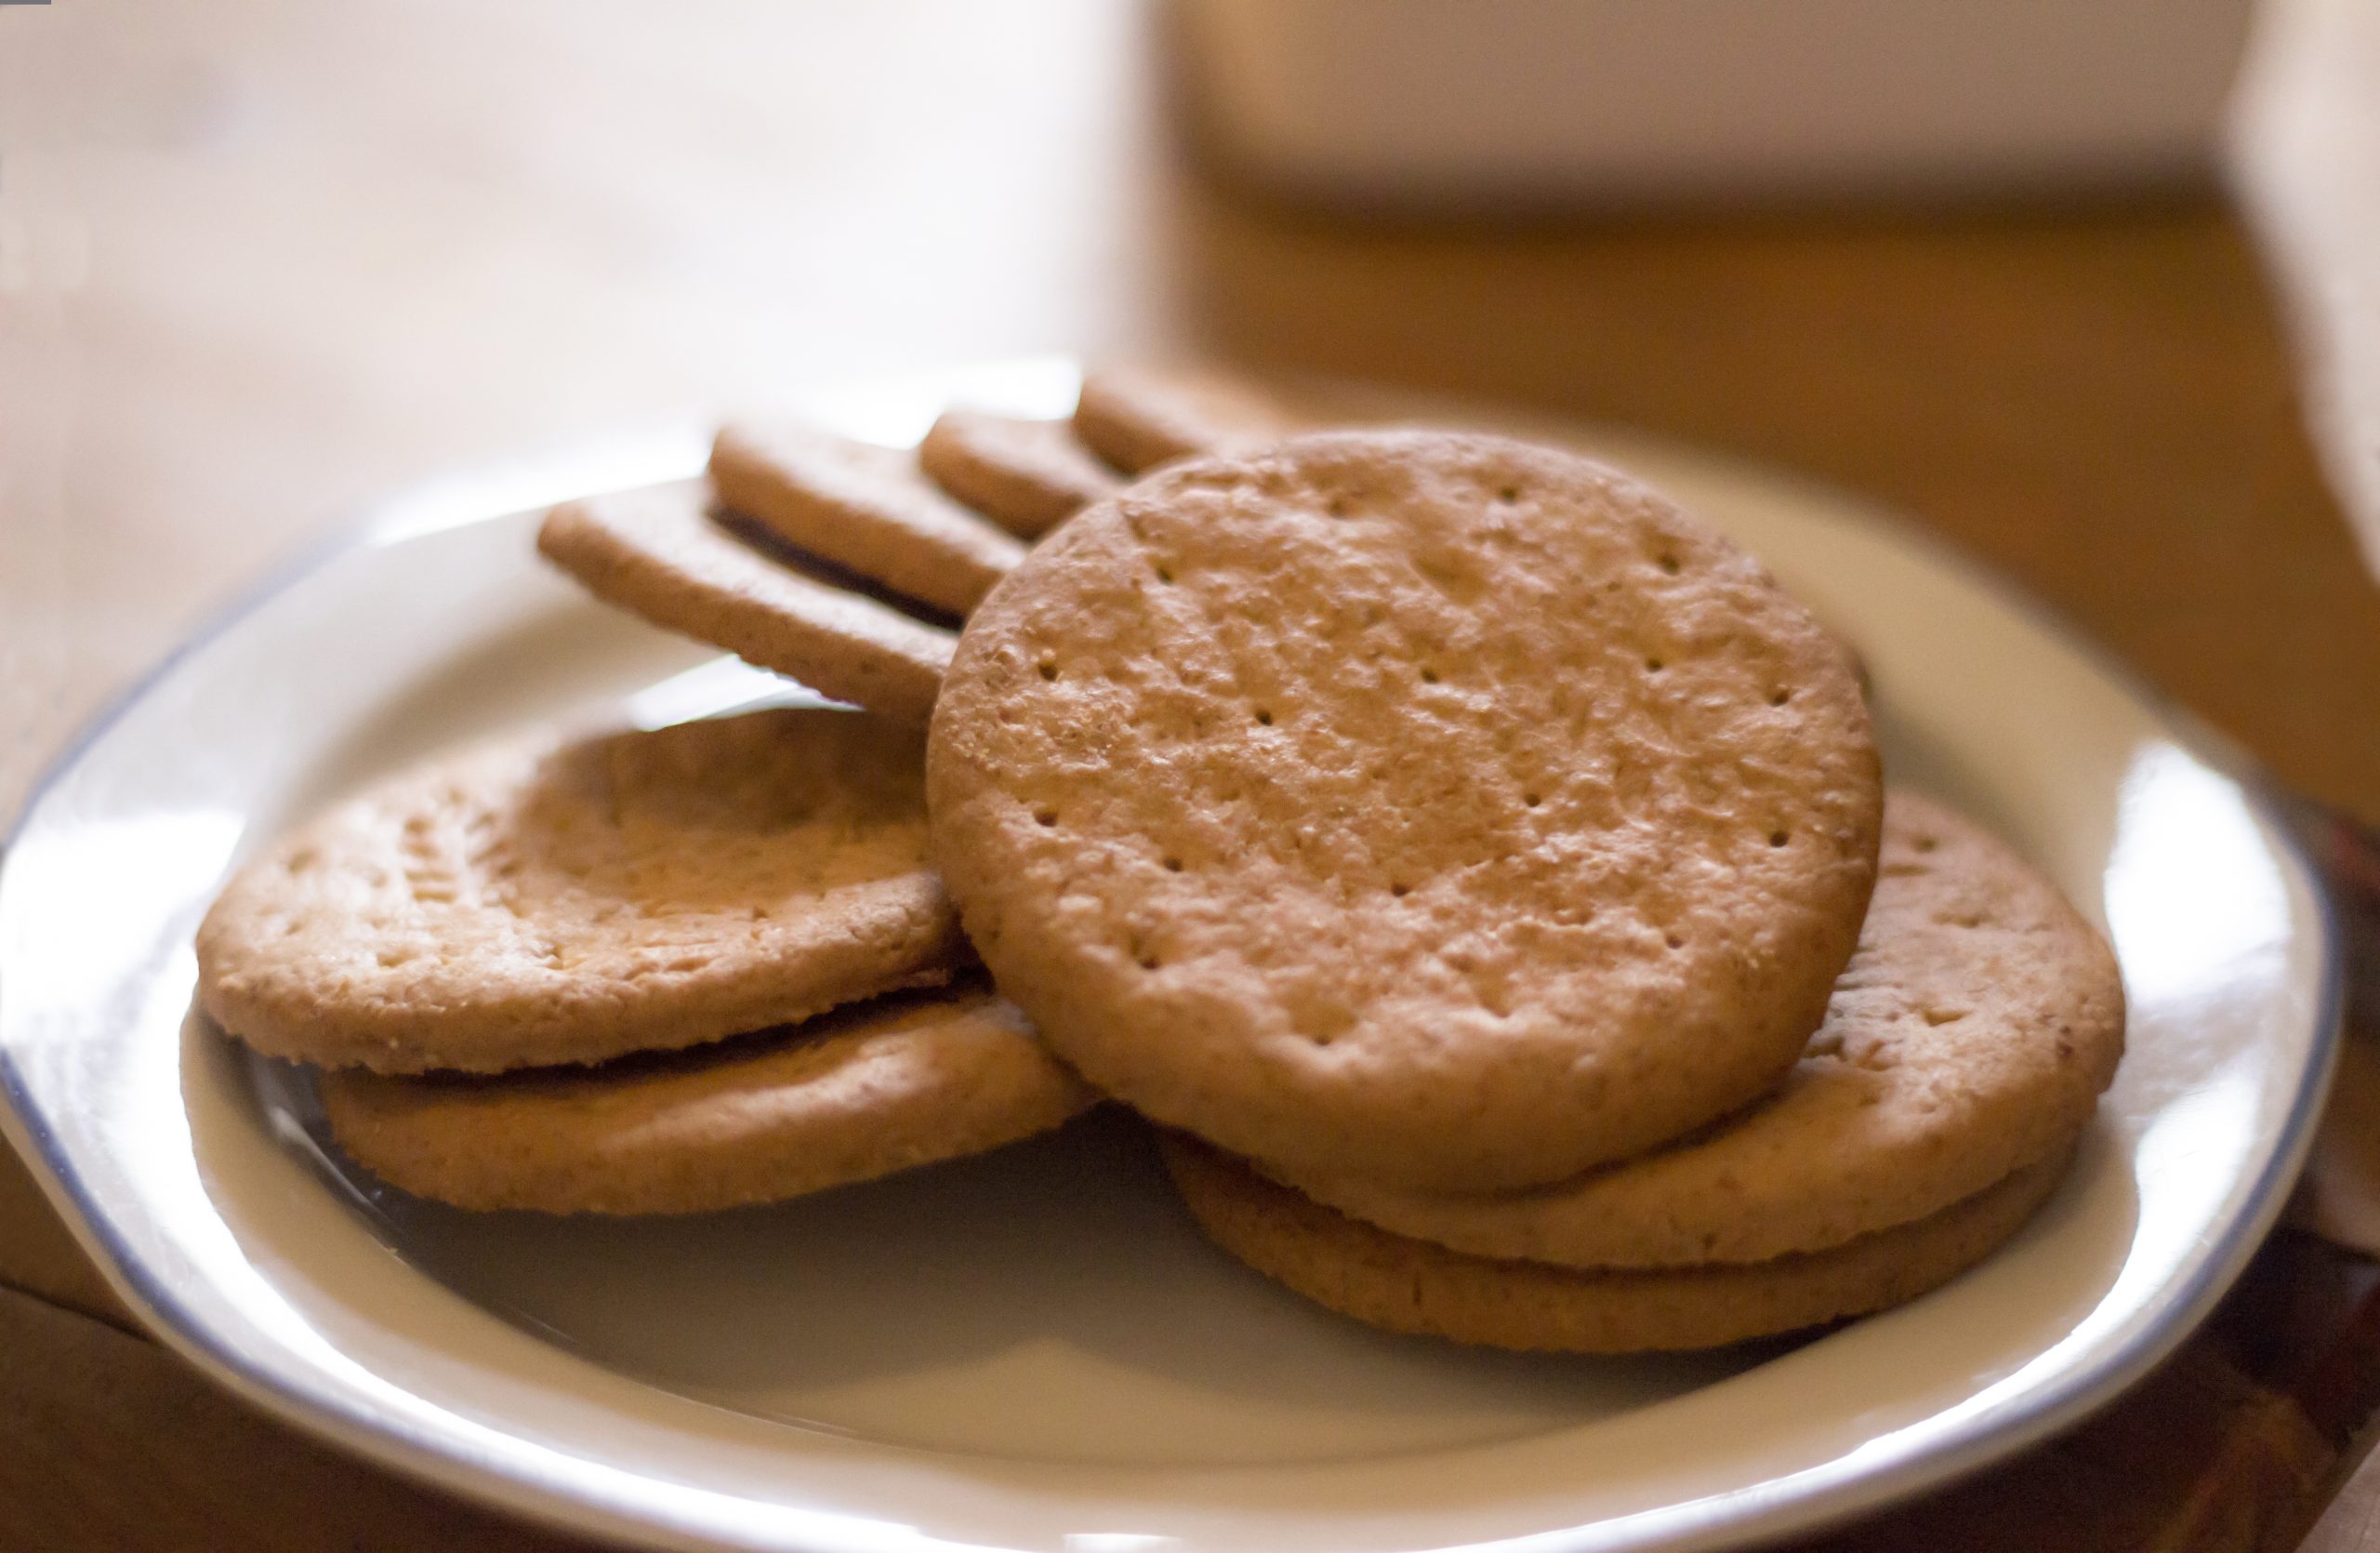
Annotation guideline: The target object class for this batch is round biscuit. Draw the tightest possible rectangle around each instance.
[919,409,1123,540]
[1072,365,1302,473]
[198,708,966,1073]
[1161,1134,2073,1353]
[710,421,1027,616]
[537,482,954,723]
[928,430,1883,1191]
[321,989,1099,1215]
[1284,792,2122,1265]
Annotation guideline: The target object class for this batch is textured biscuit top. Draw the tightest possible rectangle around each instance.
[198,708,966,1074]
[1283,793,2124,1265]
[711,422,1027,616]
[919,409,1124,540]
[321,988,1100,1215]
[538,483,955,723]
[929,431,1883,1192]
[1072,365,1302,473]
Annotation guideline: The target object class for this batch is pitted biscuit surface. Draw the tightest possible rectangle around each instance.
[929,431,1882,1191]
[1285,793,2122,1264]
[199,708,964,1073]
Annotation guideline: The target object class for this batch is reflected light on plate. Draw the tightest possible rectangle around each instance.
[0,809,246,1029]
[2093,740,2287,1356]
[2126,1080,2257,1249]
[621,657,830,731]
[2103,743,2286,1010]
[1795,744,2301,1508]
[366,421,712,544]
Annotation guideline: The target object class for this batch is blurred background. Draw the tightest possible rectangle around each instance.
[3,0,2377,833]
[4,6,2380,1542]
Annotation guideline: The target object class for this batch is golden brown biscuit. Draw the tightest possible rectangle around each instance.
[1281,793,2122,1265]
[322,989,1099,1215]
[919,409,1123,540]
[198,709,965,1074]
[1072,365,1302,473]
[537,482,954,723]
[711,422,1026,616]
[930,431,1882,1192]
[1162,1135,2073,1353]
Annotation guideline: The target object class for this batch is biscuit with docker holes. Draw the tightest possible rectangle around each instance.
[929,431,1882,1192]
[321,987,1099,1214]
[919,409,1124,539]
[1161,1134,2073,1353]
[1279,793,2122,1266]
[1072,365,1302,473]
[537,482,954,723]
[711,422,1027,616]
[198,708,965,1074]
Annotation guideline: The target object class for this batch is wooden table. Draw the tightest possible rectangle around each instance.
[5,1,2380,1547]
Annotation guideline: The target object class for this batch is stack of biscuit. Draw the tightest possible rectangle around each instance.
[194,367,2123,1354]
[194,369,1276,1214]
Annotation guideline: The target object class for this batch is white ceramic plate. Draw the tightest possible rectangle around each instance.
[0,362,2339,1553]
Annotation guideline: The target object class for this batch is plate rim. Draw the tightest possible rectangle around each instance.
[0,374,2347,1553]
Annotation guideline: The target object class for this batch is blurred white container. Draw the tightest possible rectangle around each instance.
[1172,0,2256,207]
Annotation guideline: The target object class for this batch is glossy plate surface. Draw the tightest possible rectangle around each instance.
[0,362,2338,1552]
